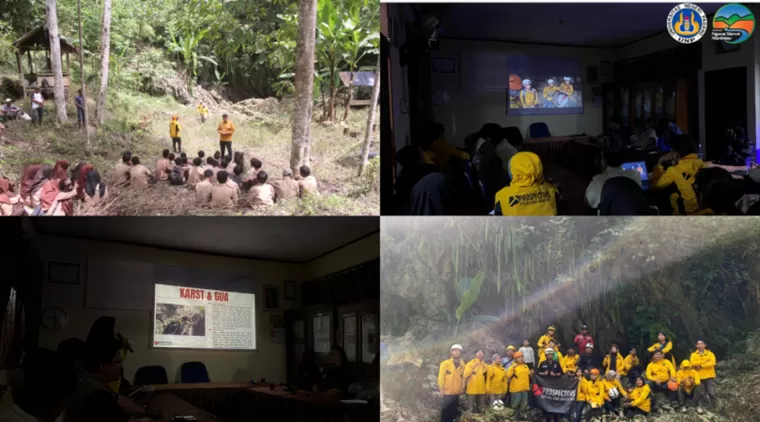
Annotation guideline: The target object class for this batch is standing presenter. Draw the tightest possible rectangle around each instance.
[217,113,236,159]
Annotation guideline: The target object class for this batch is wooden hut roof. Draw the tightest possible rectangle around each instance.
[13,25,77,55]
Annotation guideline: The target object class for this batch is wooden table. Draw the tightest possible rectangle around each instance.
[151,383,253,392]
[242,386,377,422]
[148,392,218,422]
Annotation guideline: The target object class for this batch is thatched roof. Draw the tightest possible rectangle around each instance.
[13,25,77,55]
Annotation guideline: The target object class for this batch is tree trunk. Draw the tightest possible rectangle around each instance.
[289,0,318,174]
[358,58,381,177]
[46,0,68,124]
[327,66,336,120]
[77,0,90,150]
[95,0,112,127]
[342,71,355,121]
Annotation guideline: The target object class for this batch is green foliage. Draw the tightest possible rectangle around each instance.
[456,271,486,322]
[1,78,24,100]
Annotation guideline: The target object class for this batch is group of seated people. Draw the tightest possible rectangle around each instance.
[0,160,106,216]
[112,149,320,208]
[392,120,760,216]
[438,325,717,422]
[0,149,322,215]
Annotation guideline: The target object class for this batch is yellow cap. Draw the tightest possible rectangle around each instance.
[506,345,516,351]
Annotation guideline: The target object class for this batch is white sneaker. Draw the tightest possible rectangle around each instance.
[681,406,687,413]
[697,406,704,414]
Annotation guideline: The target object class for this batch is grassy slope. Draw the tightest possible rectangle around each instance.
[0,85,379,216]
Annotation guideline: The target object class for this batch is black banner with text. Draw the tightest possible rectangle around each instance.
[532,375,579,414]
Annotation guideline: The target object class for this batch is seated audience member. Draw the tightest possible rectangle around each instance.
[220,158,231,174]
[318,346,355,396]
[494,152,559,216]
[210,171,238,207]
[181,156,190,179]
[716,127,750,166]
[155,149,171,181]
[298,165,319,197]
[0,178,23,216]
[197,150,205,164]
[29,165,53,207]
[393,146,441,212]
[249,171,276,207]
[598,177,657,215]
[52,160,70,181]
[270,168,300,200]
[111,151,132,187]
[247,158,263,183]
[296,349,322,392]
[211,159,222,184]
[213,151,222,162]
[47,179,79,216]
[231,165,244,187]
[349,354,380,402]
[429,122,470,170]
[57,338,87,371]
[204,157,215,173]
[494,131,519,174]
[0,348,76,422]
[694,167,746,215]
[585,148,642,209]
[1,99,21,120]
[187,158,204,187]
[655,119,683,152]
[128,157,152,189]
[169,158,186,186]
[195,169,214,202]
[502,126,524,150]
[19,164,42,204]
[630,118,657,150]
[472,123,509,199]
[650,134,706,215]
[72,162,94,200]
[224,168,241,197]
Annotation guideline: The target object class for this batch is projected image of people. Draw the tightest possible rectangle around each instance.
[507,56,583,115]
[155,304,206,336]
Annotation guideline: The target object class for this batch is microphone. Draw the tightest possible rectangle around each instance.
[128,384,156,399]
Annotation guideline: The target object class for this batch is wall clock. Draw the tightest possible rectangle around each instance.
[41,307,68,330]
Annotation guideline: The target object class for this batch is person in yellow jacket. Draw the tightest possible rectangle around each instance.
[464,349,488,413]
[647,332,677,367]
[537,326,557,357]
[519,79,538,108]
[542,79,560,107]
[217,113,236,161]
[602,344,625,376]
[645,350,677,411]
[602,370,628,414]
[676,359,702,413]
[649,135,706,215]
[438,344,465,422]
[690,339,717,410]
[538,340,564,369]
[562,347,580,374]
[622,347,641,388]
[486,353,508,405]
[506,351,531,420]
[572,368,588,422]
[585,368,606,420]
[559,76,574,96]
[197,102,209,123]
[429,122,470,171]
[623,376,651,418]
[169,115,182,154]
[494,152,559,216]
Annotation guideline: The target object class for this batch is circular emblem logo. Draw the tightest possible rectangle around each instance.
[667,3,708,44]
[712,3,755,44]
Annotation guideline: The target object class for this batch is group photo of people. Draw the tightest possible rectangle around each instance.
[437,325,717,422]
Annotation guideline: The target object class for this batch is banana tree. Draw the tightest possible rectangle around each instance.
[166,28,216,97]
[340,0,379,121]
[316,0,345,121]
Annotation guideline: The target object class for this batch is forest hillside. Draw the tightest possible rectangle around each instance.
[380,217,760,421]
[0,0,379,215]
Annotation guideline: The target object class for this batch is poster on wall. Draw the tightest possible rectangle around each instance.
[506,55,583,116]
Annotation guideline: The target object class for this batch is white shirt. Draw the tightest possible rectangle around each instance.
[585,167,642,209]
[519,346,535,364]
[31,93,42,109]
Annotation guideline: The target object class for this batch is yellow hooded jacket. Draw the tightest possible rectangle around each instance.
[629,383,652,413]
[438,357,465,395]
[647,341,676,367]
[169,117,180,138]
[622,354,639,376]
[464,358,489,395]
[537,333,555,357]
[559,82,574,96]
[586,378,607,407]
[601,377,628,399]
[520,89,538,107]
[486,362,508,395]
[650,153,706,215]
[677,360,701,393]
[646,359,676,383]
[197,104,209,116]
[543,85,560,101]
[562,354,580,373]
[495,152,558,216]
[506,362,531,393]
[689,349,717,380]
[602,353,626,375]
[576,377,588,401]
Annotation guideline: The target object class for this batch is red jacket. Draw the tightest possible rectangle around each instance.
[574,334,594,350]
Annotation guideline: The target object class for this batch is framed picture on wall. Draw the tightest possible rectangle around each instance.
[263,285,279,311]
[46,261,80,285]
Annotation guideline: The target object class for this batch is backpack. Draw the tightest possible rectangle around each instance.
[169,166,184,185]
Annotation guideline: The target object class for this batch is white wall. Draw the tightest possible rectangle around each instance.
[430,39,614,146]
[32,234,373,385]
